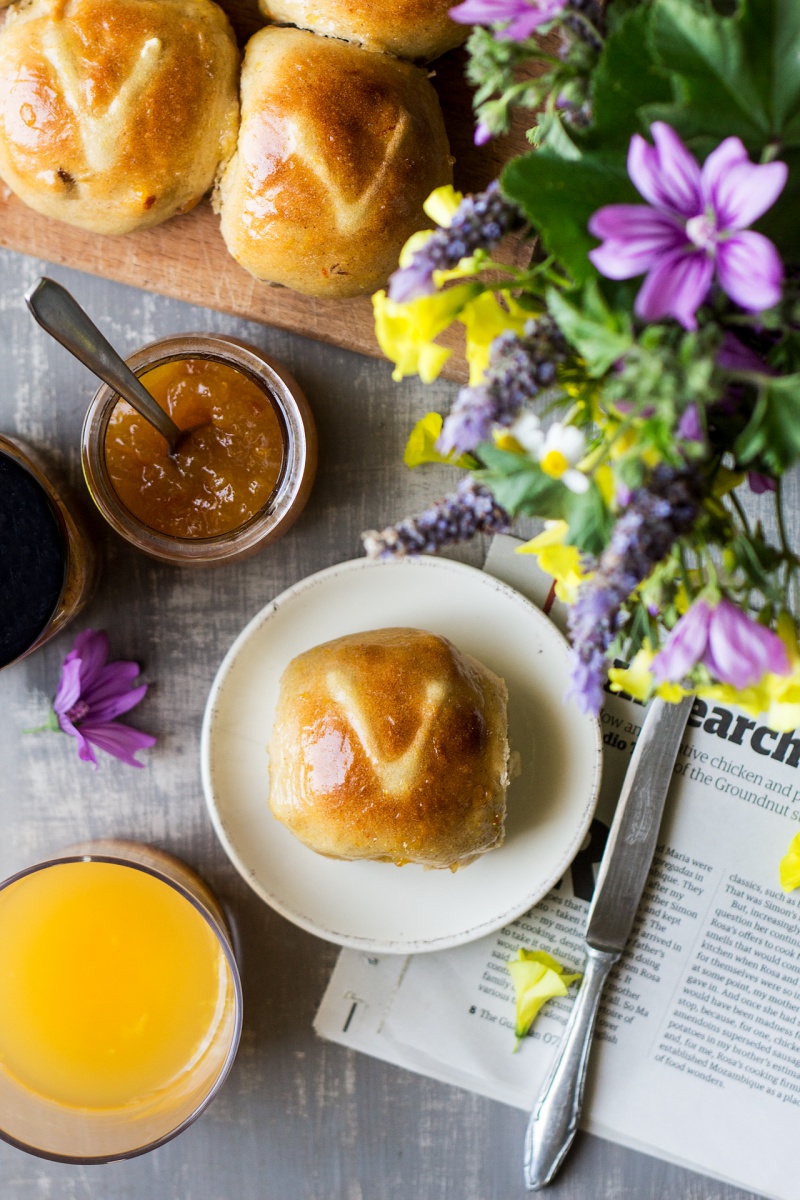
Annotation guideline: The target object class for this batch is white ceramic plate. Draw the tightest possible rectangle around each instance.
[201,556,602,954]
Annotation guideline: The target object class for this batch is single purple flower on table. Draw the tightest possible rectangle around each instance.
[588,123,787,330]
[52,629,156,768]
[652,598,790,690]
[449,0,566,40]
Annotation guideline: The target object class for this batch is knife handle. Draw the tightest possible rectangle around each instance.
[523,946,620,1190]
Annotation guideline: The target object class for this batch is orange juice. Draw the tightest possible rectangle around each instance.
[0,861,229,1110]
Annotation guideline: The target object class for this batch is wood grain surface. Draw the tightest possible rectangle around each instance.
[0,250,773,1200]
[0,0,533,381]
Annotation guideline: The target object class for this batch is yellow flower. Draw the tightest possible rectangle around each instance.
[609,645,690,704]
[403,412,473,469]
[373,283,480,383]
[608,648,656,703]
[517,521,586,604]
[508,949,582,1049]
[461,291,530,385]
[424,185,463,227]
[779,832,800,892]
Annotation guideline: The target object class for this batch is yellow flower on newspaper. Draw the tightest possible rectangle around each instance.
[508,949,582,1049]
[372,283,481,383]
[779,832,800,892]
[403,412,474,469]
[516,521,586,604]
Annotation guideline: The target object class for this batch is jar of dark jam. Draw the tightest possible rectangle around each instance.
[0,435,97,671]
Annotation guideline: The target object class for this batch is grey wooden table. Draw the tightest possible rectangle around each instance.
[0,247,770,1200]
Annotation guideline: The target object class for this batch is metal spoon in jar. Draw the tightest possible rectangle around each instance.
[25,277,200,457]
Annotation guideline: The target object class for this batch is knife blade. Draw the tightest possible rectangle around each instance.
[523,693,694,1191]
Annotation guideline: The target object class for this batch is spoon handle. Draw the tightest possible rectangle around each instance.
[25,277,183,453]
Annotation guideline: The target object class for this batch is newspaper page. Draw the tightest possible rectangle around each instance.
[315,535,800,1200]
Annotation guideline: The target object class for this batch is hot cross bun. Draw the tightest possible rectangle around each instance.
[268,628,510,870]
[0,0,239,234]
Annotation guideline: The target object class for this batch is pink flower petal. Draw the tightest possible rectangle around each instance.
[652,600,712,683]
[81,661,142,708]
[628,123,702,217]
[716,232,783,312]
[53,657,82,716]
[588,206,686,278]
[68,629,109,690]
[56,711,99,767]
[704,599,790,689]
[84,683,149,725]
[79,722,156,769]
[702,140,787,231]
[634,249,714,330]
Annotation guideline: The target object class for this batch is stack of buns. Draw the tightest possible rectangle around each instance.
[0,0,462,295]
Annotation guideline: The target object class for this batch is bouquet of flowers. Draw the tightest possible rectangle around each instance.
[364,0,800,735]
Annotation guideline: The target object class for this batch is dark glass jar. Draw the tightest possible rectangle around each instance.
[0,435,97,671]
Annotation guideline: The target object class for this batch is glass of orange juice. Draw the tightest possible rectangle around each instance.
[0,840,242,1162]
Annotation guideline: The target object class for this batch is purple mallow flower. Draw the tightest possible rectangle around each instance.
[588,123,787,330]
[652,598,790,690]
[53,629,156,768]
[449,0,566,40]
[748,472,776,494]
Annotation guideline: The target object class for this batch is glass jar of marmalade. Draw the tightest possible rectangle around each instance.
[81,335,317,566]
[0,435,98,671]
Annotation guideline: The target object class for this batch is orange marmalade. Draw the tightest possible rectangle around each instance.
[104,357,285,538]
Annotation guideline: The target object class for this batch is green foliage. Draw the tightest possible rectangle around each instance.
[546,282,633,376]
[589,6,673,149]
[734,374,800,472]
[501,151,636,283]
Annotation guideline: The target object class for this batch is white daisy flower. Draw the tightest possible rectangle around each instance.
[510,412,545,455]
[536,422,589,493]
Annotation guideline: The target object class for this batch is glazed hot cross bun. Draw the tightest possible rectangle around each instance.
[0,0,239,234]
[257,0,467,62]
[268,628,510,870]
[217,26,453,298]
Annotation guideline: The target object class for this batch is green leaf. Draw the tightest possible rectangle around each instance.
[734,375,800,471]
[501,151,636,284]
[589,6,673,148]
[563,482,613,557]
[645,0,800,149]
[546,282,633,376]
[474,445,567,518]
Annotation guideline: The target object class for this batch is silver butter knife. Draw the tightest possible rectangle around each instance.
[523,693,694,1190]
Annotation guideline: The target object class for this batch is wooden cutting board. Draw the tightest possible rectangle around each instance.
[0,1,532,380]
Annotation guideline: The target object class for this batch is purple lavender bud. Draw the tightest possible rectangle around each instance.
[388,183,522,304]
[438,319,568,457]
[567,465,702,714]
[362,478,510,559]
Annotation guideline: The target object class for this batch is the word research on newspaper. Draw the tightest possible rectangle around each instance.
[316,535,800,1200]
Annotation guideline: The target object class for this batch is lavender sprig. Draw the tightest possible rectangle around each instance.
[568,465,702,714]
[438,318,568,456]
[363,478,510,559]
[388,183,523,304]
